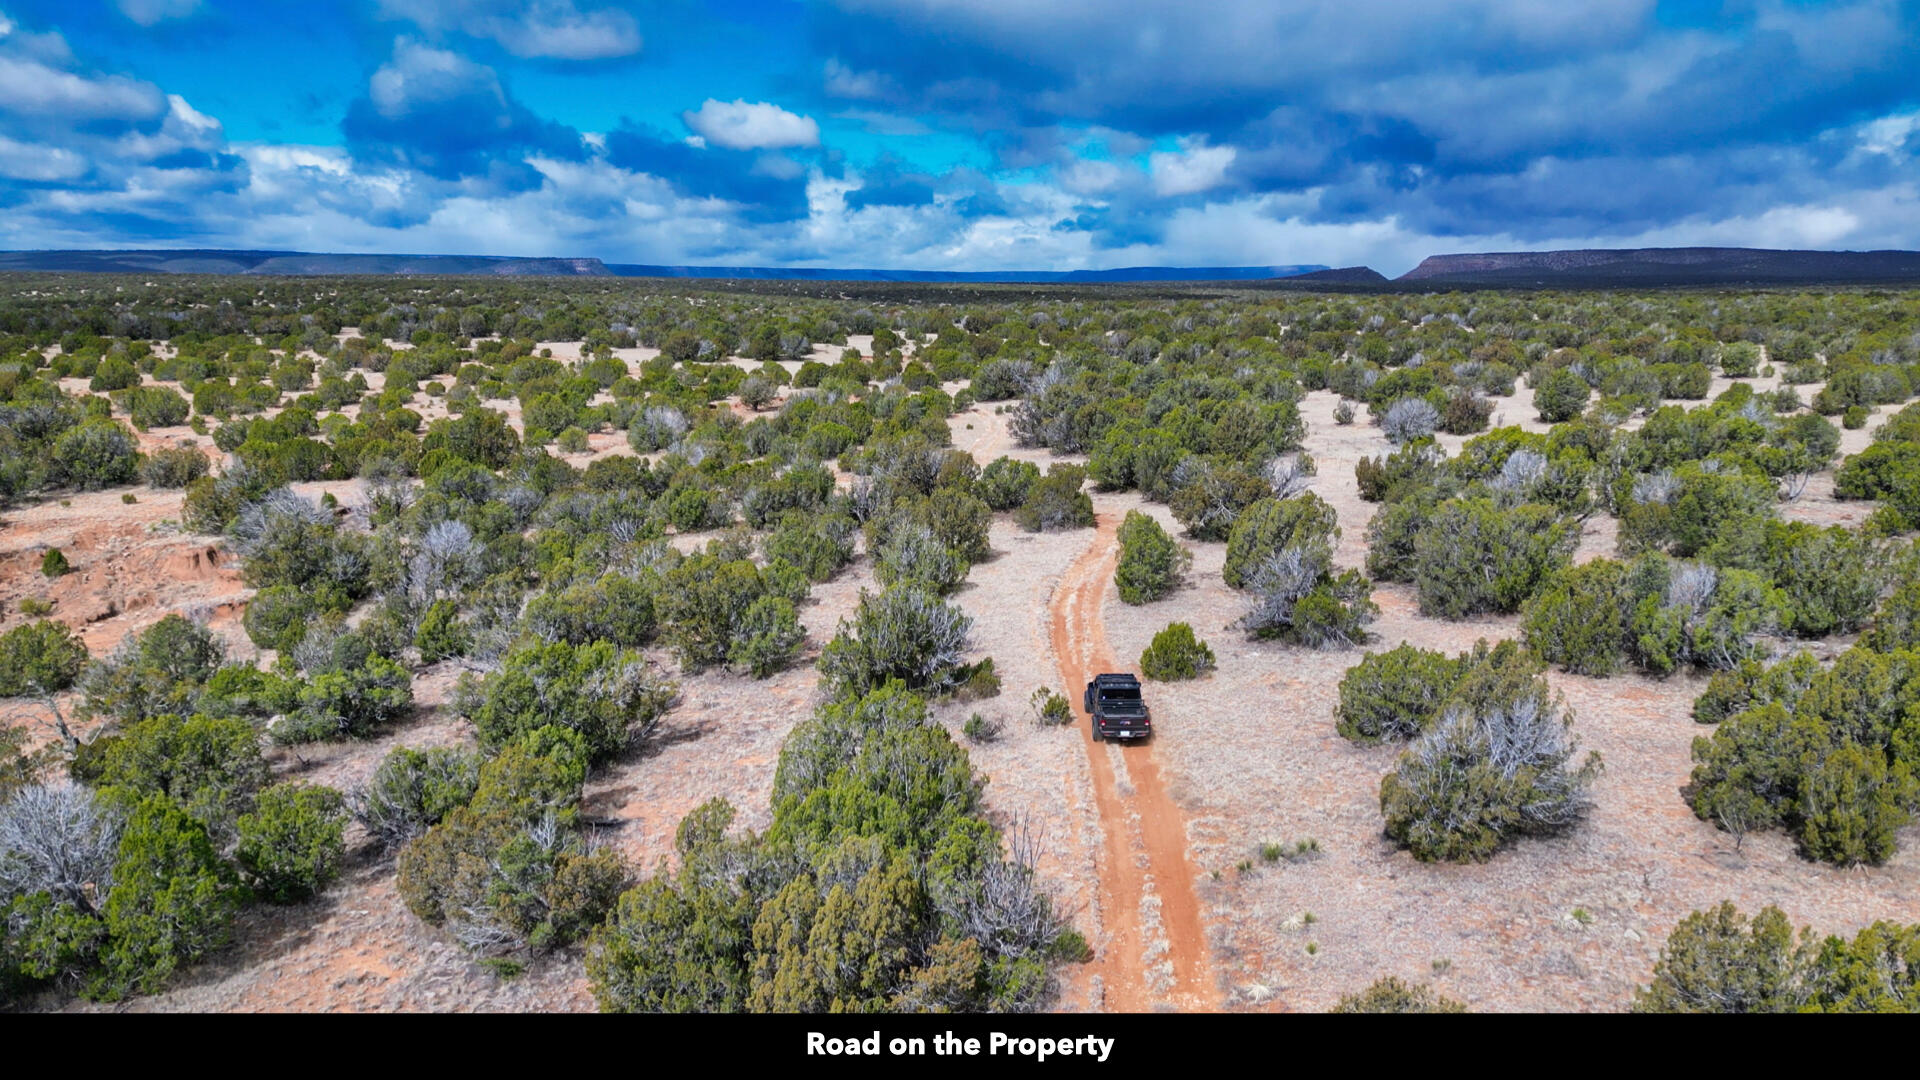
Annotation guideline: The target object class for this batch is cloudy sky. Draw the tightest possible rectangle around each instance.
[2,0,1918,274]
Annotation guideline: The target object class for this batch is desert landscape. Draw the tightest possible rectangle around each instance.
[3,272,1916,1015]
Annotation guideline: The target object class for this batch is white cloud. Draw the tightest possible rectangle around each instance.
[682,99,821,150]
[0,55,166,121]
[824,58,887,100]
[117,0,202,26]
[377,1,641,61]
[1059,158,1123,195]
[0,133,87,181]
[1860,111,1920,157]
[1149,137,1236,197]
[369,38,505,117]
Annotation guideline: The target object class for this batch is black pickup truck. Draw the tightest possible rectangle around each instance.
[1084,673,1151,742]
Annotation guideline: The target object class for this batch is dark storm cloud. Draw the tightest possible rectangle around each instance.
[341,38,586,191]
[602,124,816,222]
[813,0,1920,241]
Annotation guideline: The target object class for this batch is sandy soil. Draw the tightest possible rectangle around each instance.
[1048,512,1218,1011]
[0,485,250,658]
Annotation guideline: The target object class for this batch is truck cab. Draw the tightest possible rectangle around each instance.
[1084,673,1151,742]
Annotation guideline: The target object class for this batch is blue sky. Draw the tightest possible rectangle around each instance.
[2,1,1918,274]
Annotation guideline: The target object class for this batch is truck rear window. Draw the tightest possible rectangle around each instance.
[1100,688,1141,701]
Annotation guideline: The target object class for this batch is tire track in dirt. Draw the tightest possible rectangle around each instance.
[1051,511,1218,1011]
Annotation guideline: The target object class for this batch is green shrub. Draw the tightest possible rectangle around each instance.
[460,640,675,762]
[1866,576,1920,652]
[1639,906,1920,1013]
[729,596,806,678]
[1437,388,1494,435]
[414,598,471,662]
[1534,368,1590,422]
[194,662,296,722]
[1687,645,1920,865]
[1718,342,1762,378]
[354,745,483,849]
[1335,644,1468,744]
[1632,903,1808,1013]
[397,728,625,954]
[523,573,659,649]
[1013,464,1094,532]
[125,386,189,431]
[1379,685,1600,862]
[274,656,413,744]
[762,512,856,582]
[664,484,724,532]
[587,684,1065,1012]
[40,548,69,578]
[242,585,315,652]
[78,614,224,724]
[976,456,1040,511]
[51,419,140,490]
[1223,494,1338,590]
[1139,623,1215,681]
[235,783,348,903]
[92,795,244,1001]
[817,585,975,700]
[1355,441,1445,504]
[658,555,796,673]
[1524,556,1787,677]
[951,657,1002,702]
[872,519,970,594]
[0,619,89,697]
[1410,499,1576,618]
[1521,559,1633,676]
[1757,521,1891,638]
[93,708,269,841]
[1114,510,1190,604]
[1626,562,1788,675]
[962,712,1003,743]
[1169,463,1270,540]
[1236,546,1377,649]
[90,356,140,392]
[1332,977,1468,1013]
[1619,462,1774,560]
[1029,686,1072,726]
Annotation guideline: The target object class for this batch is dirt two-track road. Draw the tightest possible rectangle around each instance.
[1050,513,1219,1011]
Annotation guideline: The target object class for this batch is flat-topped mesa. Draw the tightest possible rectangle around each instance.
[1398,246,1920,286]
[0,249,613,276]
[1289,265,1390,284]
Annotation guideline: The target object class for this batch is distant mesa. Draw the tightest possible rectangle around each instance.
[0,249,610,277]
[1397,247,1920,287]
[1286,266,1391,285]
[604,264,1329,283]
[10,246,1920,288]
[0,250,1329,283]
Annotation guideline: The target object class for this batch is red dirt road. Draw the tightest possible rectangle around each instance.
[1050,512,1218,1011]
